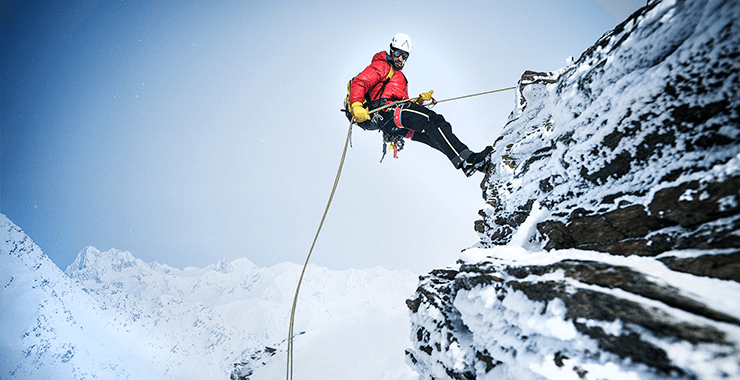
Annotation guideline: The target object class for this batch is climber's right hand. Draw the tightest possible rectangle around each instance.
[351,101,370,123]
[418,90,434,103]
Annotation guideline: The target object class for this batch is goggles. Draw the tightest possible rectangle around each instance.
[391,49,409,60]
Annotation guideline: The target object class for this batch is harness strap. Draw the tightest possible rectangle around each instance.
[393,106,427,139]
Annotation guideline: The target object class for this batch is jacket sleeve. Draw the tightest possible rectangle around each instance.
[349,62,385,105]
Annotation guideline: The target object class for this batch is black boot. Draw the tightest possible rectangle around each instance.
[463,146,493,176]
[468,146,493,165]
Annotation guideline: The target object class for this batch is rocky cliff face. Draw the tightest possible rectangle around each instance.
[405,0,740,378]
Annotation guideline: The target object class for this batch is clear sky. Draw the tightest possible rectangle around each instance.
[1,0,645,274]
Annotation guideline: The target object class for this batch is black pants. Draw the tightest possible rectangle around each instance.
[379,103,471,168]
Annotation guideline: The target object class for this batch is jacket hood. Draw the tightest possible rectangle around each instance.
[372,51,389,63]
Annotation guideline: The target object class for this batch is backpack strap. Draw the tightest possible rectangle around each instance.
[369,66,394,105]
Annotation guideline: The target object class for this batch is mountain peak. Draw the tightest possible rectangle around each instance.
[65,246,144,282]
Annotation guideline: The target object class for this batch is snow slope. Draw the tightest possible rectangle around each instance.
[1,213,419,379]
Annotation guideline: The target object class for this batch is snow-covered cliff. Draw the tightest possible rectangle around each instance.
[405,0,740,379]
[0,214,418,379]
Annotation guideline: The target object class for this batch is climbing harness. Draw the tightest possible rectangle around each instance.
[287,85,516,380]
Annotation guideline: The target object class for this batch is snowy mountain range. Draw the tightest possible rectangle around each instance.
[0,214,418,379]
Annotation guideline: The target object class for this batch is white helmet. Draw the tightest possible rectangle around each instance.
[390,33,412,54]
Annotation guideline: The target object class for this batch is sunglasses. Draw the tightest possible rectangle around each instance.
[391,49,409,60]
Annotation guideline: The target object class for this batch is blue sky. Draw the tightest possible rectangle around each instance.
[1,0,644,274]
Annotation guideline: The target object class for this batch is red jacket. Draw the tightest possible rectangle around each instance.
[349,51,408,106]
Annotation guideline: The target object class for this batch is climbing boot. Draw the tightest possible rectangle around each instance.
[463,146,493,177]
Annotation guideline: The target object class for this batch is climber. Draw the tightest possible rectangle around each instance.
[348,33,493,176]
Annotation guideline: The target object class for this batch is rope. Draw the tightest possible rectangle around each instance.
[368,85,516,114]
[286,84,515,380]
[286,121,352,380]
[435,86,517,104]
[368,96,420,114]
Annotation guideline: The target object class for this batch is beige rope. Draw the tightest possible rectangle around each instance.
[368,85,517,113]
[286,121,352,380]
[435,86,517,104]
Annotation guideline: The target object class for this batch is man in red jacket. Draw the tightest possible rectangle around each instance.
[348,33,492,176]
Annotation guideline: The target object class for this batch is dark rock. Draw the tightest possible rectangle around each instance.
[659,251,740,282]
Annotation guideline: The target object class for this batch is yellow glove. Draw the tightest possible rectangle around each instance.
[415,90,434,104]
[351,101,370,123]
